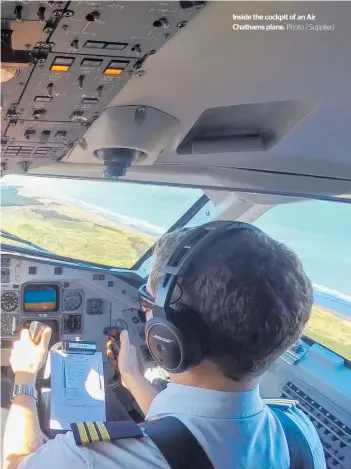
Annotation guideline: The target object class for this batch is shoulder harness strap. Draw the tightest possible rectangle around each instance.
[70,417,214,469]
[141,416,214,469]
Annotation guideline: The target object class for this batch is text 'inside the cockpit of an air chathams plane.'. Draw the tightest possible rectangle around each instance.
[233,14,316,21]
[232,13,335,32]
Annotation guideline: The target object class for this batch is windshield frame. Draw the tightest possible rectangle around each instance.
[131,193,209,270]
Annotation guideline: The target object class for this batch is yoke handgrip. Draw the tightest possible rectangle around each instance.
[28,321,47,345]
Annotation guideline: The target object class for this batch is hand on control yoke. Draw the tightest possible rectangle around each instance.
[107,329,143,390]
[10,326,51,375]
[107,329,158,414]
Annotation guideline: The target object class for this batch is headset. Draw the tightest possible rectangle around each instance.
[145,220,264,373]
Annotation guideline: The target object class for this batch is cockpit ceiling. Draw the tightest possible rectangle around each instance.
[1,2,351,198]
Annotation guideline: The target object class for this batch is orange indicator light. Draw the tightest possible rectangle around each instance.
[50,64,70,72]
[103,68,123,76]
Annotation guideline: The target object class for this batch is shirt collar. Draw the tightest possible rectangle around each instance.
[146,383,263,420]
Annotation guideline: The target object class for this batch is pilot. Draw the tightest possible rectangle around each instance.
[3,223,326,469]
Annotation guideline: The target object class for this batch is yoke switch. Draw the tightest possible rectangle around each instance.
[33,109,46,119]
[24,129,36,140]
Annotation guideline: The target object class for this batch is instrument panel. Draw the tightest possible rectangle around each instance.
[0,254,151,366]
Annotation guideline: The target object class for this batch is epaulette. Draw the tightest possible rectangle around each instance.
[263,398,299,411]
[70,421,144,446]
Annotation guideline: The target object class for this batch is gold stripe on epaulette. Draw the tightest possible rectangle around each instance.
[96,422,110,441]
[86,422,100,443]
[263,398,298,408]
[77,422,90,445]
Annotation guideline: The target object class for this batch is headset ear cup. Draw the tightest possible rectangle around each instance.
[145,311,208,373]
[145,317,186,373]
[168,309,207,369]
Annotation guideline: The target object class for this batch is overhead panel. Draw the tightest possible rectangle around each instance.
[49,1,198,59]
[1,1,206,175]
[5,52,135,123]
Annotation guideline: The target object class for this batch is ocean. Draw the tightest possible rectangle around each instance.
[1,175,350,311]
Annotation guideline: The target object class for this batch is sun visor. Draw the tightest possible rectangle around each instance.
[177,101,315,154]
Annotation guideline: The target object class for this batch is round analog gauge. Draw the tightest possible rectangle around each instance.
[1,291,19,312]
[63,291,82,311]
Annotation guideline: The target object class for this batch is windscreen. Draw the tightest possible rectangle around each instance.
[253,200,351,360]
[1,175,203,268]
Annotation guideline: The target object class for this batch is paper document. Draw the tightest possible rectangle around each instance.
[50,350,106,430]
[63,354,104,406]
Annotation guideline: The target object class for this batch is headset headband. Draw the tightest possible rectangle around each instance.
[152,221,264,319]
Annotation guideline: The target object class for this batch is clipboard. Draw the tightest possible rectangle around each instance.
[50,350,106,430]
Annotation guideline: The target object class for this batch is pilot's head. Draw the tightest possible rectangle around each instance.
[142,226,313,383]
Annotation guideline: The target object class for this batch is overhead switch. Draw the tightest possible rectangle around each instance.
[50,57,74,72]
[33,109,46,119]
[153,17,169,28]
[131,44,142,54]
[14,5,22,22]
[97,85,103,99]
[71,40,80,51]
[38,7,46,22]
[81,58,102,67]
[47,83,54,96]
[40,130,51,142]
[24,130,36,140]
[103,60,129,76]
[86,11,100,22]
[78,75,85,89]
[70,111,84,119]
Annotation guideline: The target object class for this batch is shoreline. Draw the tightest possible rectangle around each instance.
[1,199,158,241]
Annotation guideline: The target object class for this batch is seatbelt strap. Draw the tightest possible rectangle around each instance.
[141,416,215,469]
[141,406,315,469]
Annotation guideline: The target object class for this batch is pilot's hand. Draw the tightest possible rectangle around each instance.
[10,327,51,375]
[107,330,142,389]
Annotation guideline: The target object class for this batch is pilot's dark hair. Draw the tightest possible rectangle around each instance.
[150,225,313,380]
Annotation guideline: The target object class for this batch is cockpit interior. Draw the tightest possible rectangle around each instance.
[1,2,351,468]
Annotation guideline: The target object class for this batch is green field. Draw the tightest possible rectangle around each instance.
[305,306,351,360]
[1,204,155,268]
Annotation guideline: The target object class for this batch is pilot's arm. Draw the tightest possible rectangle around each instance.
[3,329,159,469]
[3,328,52,469]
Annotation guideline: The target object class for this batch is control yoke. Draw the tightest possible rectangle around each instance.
[103,325,125,387]
[28,321,48,345]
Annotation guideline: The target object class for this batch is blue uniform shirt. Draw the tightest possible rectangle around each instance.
[19,383,326,469]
